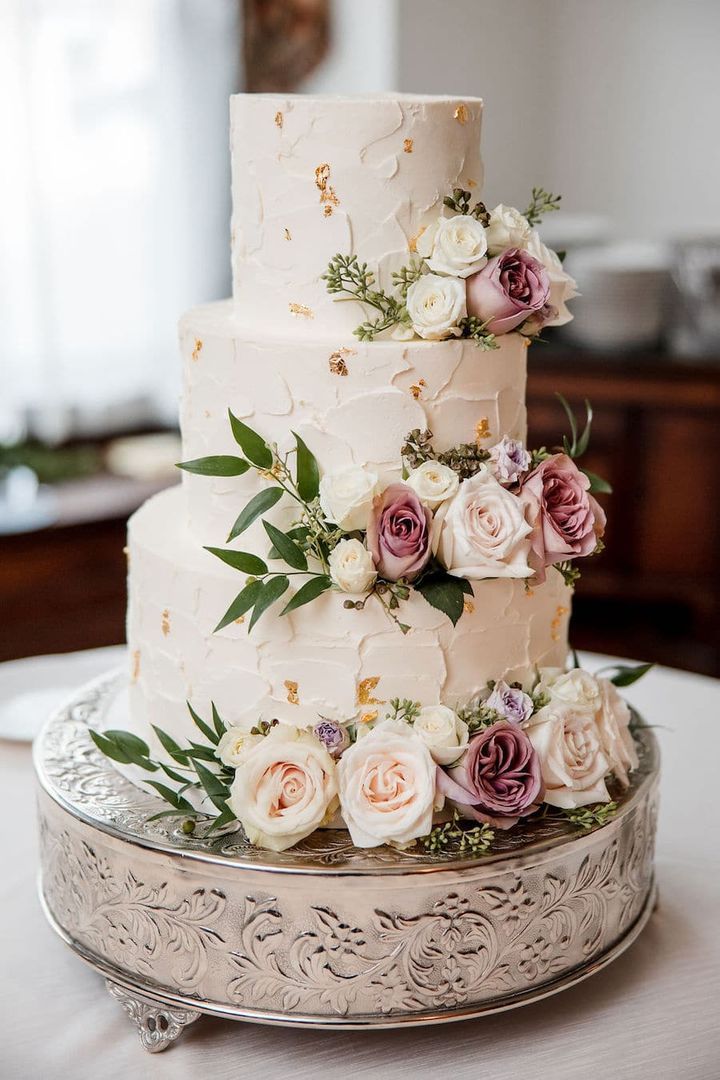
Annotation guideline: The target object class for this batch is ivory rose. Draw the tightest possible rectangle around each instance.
[417,214,488,278]
[405,273,466,340]
[217,724,264,768]
[466,248,550,335]
[405,460,459,509]
[519,453,606,582]
[367,483,432,582]
[526,230,578,328]
[433,466,532,579]
[228,726,339,852]
[540,667,603,712]
[337,719,436,848]
[596,678,639,787]
[329,538,376,593]
[484,204,533,255]
[319,465,378,532]
[524,702,610,809]
[413,705,469,766]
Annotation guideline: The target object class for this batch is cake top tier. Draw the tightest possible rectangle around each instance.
[230,93,483,337]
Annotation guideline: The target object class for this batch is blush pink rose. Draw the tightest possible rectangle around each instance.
[367,483,432,582]
[519,453,606,583]
[466,247,550,335]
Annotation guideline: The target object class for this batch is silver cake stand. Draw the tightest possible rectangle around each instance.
[34,671,659,1053]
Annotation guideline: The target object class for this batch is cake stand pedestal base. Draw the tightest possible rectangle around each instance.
[34,672,660,1052]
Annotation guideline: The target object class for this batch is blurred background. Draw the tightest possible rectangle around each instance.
[1,0,719,674]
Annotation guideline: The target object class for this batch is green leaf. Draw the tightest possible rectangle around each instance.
[186,702,220,745]
[176,455,250,477]
[145,780,196,812]
[158,760,191,785]
[575,398,593,457]
[281,575,333,615]
[185,744,221,763]
[416,573,468,626]
[268,526,309,559]
[103,729,158,771]
[151,724,190,766]
[458,578,474,596]
[192,759,231,813]
[249,575,289,630]
[214,579,264,632]
[583,469,613,494]
[293,431,320,502]
[556,392,578,453]
[227,486,283,542]
[228,410,273,469]
[204,546,268,576]
[146,809,197,822]
[263,521,308,570]
[571,647,582,669]
[89,729,132,766]
[608,662,654,687]
[206,805,237,834]
[211,703,226,740]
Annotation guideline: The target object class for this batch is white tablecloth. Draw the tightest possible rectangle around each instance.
[1,648,719,1079]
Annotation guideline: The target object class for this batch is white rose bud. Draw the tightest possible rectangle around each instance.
[432,466,533,579]
[319,465,379,532]
[417,215,488,278]
[413,705,469,766]
[405,273,466,341]
[405,460,460,509]
[485,204,532,254]
[217,725,264,768]
[329,538,377,594]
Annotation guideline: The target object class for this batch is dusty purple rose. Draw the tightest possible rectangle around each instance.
[486,680,534,725]
[313,719,350,758]
[518,453,606,583]
[488,436,531,485]
[466,247,550,335]
[437,720,542,828]
[367,483,432,582]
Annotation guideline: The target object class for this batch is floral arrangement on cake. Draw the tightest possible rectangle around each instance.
[176,396,609,633]
[91,660,651,852]
[322,187,575,344]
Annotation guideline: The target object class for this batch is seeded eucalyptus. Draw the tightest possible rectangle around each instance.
[401,428,490,481]
[423,810,495,855]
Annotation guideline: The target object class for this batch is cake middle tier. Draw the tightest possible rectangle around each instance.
[180,301,529,542]
[126,486,572,748]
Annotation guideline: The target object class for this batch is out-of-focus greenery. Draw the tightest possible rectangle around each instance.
[0,441,102,484]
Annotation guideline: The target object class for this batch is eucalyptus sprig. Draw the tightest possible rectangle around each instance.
[555,393,613,494]
[401,428,490,481]
[523,186,562,227]
[561,802,617,831]
[423,810,494,855]
[322,254,410,341]
[385,698,422,724]
[442,188,490,225]
[554,561,582,588]
[457,316,498,350]
[456,697,501,735]
[391,260,425,299]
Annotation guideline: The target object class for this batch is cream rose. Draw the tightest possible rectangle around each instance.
[524,702,610,809]
[337,719,436,848]
[540,668,603,713]
[596,678,639,787]
[228,726,338,851]
[405,460,460,509]
[525,230,578,328]
[485,204,532,255]
[433,466,533,579]
[217,724,264,768]
[417,214,488,278]
[413,705,469,766]
[405,273,466,340]
[329,538,377,594]
[319,465,378,532]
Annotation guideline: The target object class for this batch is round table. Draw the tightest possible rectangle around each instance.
[1,647,718,1079]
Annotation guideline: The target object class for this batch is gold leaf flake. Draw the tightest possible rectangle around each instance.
[408,224,427,254]
[525,587,535,598]
[409,378,427,400]
[329,351,349,376]
[454,104,469,124]
[161,609,170,637]
[475,417,491,442]
[274,110,283,129]
[467,179,477,188]
[289,302,314,319]
[131,650,140,683]
[285,680,299,705]
[191,339,203,362]
[403,138,414,153]
[284,227,292,241]
[523,337,532,348]
[463,598,475,614]
[315,163,340,215]
[234,615,245,625]
[551,605,569,642]
[359,710,379,725]
[357,677,385,706]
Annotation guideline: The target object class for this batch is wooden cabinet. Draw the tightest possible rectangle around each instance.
[528,351,720,675]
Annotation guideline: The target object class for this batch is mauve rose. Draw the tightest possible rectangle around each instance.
[466,247,550,335]
[437,720,542,828]
[367,483,432,582]
[519,453,606,583]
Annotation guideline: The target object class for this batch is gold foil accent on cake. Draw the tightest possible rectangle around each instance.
[285,680,300,705]
[408,225,427,254]
[357,677,385,706]
[315,163,340,215]
[409,378,427,400]
[463,598,475,614]
[329,348,352,376]
[359,710,379,725]
[454,104,469,124]
[274,110,283,129]
[289,302,314,319]
[131,650,140,683]
[403,138,414,153]
[475,417,491,441]
[284,227,292,241]
[524,337,532,348]
[191,339,203,362]
[467,179,477,188]
[161,609,170,637]
[551,605,569,642]
[234,615,245,625]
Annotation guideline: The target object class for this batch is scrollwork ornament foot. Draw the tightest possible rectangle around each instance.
[105,980,201,1052]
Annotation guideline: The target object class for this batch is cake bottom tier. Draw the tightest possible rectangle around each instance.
[126,487,572,749]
